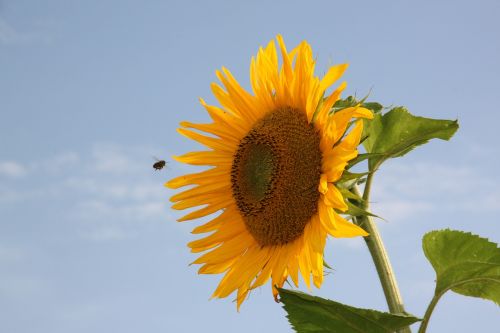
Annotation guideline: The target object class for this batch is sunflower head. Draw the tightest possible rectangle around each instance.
[167,35,373,309]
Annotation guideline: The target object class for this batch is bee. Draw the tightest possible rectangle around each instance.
[153,157,167,171]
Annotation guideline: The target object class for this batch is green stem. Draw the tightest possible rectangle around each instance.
[417,293,441,333]
[353,173,411,333]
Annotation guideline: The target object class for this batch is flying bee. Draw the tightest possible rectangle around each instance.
[152,156,167,171]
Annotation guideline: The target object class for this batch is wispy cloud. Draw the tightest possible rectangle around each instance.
[0,245,44,299]
[370,161,500,221]
[0,18,19,44]
[88,143,160,175]
[79,224,130,242]
[374,163,476,197]
[329,237,365,251]
[0,274,45,299]
[73,199,166,222]
[0,160,27,178]
[0,143,173,241]
[0,18,53,46]
[374,200,434,221]
[0,245,24,264]
[39,152,80,175]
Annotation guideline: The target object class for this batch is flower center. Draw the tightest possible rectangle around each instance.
[231,107,322,246]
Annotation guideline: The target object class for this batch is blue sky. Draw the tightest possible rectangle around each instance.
[1,0,499,332]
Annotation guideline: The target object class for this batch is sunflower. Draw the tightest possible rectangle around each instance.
[167,35,373,309]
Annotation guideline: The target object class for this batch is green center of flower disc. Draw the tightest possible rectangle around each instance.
[231,107,322,246]
[239,143,276,201]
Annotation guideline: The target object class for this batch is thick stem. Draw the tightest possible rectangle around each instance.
[353,174,411,333]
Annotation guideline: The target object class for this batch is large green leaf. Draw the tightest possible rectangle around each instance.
[362,107,458,170]
[279,289,420,333]
[423,230,500,304]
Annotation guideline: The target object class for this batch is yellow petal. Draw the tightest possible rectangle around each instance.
[213,245,271,298]
[298,242,312,289]
[236,287,250,311]
[276,34,293,84]
[199,98,250,135]
[351,106,373,119]
[171,191,228,210]
[318,200,338,234]
[188,219,247,252]
[321,81,347,118]
[177,198,233,222]
[177,128,236,152]
[323,184,348,211]
[192,231,253,264]
[183,122,239,145]
[210,82,237,114]
[166,167,228,189]
[287,252,300,287]
[319,64,348,93]
[318,174,328,194]
[309,216,325,253]
[191,208,234,234]
[198,258,237,274]
[217,68,260,122]
[330,211,369,238]
[312,251,324,288]
[170,182,231,203]
[249,247,278,290]
[173,151,232,166]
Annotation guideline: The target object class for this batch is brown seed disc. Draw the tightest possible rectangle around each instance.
[231,107,322,246]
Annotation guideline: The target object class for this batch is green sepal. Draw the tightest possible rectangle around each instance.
[337,170,370,183]
[362,107,459,170]
[338,187,361,200]
[279,288,421,333]
[333,187,378,218]
[345,201,380,219]
[346,152,385,169]
[311,93,325,123]
[331,95,383,115]
[323,259,333,270]
[423,229,500,305]
[335,177,366,190]
[331,95,359,113]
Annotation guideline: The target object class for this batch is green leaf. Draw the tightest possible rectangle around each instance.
[423,229,500,304]
[279,289,420,333]
[362,107,459,170]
